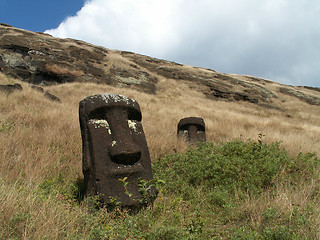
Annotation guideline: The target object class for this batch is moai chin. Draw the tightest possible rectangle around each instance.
[79,93,154,207]
[177,117,206,144]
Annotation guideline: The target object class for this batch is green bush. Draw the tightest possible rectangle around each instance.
[153,139,319,197]
[144,226,184,240]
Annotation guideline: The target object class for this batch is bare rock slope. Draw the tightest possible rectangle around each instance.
[1,23,319,107]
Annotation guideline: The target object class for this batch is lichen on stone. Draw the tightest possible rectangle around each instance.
[99,93,135,105]
[89,119,112,134]
[127,120,140,133]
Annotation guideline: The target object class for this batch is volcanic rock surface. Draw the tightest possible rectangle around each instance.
[1,23,319,107]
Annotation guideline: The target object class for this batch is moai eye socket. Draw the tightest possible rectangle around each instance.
[127,109,141,134]
[87,107,112,134]
[127,108,142,121]
[126,107,142,134]
[88,119,112,134]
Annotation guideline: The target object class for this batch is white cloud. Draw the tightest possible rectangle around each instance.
[46,0,320,87]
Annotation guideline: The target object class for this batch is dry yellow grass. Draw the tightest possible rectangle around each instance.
[0,72,319,239]
[45,63,84,77]
[1,72,319,182]
[238,172,320,237]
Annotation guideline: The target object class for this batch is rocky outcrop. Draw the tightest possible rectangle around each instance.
[0,81,60,103]
[120,51,277,105]
[0,24,157,94]
[30,84,44,92]
[279,87,320,106]
[0,24,319,107]
[44,91,61,103]
[0,83,23,93]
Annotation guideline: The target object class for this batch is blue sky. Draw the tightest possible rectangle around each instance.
[0,0,84,32]
[1,0,320,87]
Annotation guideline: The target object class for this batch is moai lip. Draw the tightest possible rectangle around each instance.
[79,93,154,207]
[177,117,206,144]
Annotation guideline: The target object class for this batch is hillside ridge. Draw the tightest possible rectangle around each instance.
[0,23,319,108]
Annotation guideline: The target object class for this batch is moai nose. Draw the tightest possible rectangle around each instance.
[187,125,198,142]
[107,109,142,165]
[109,140,142,165]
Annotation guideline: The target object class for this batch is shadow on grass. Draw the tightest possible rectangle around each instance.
[72,177,86,203]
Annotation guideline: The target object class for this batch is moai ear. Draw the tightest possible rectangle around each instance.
[79,93,155,207]
[79,100,92,174]
[177,117,206,144]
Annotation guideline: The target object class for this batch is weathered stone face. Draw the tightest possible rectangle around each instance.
[79,93,154,207]
[177,117,206,144]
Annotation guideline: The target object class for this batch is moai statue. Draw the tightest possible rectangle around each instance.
[177,117,206,144]
[79,93,154,207]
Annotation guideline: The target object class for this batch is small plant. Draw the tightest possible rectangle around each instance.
[184,217,205,235]
[0,122,14,132]
[137,178,164,206]
[119,177,133,199]
[119,177,164,206]
[257,133,265,145]
[108,196,122,207]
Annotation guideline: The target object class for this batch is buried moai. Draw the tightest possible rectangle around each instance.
[177,117,206,144]
[79,93,155,207]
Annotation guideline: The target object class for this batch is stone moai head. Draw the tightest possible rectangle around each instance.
[79,93,154,207]
[177,117,206,144]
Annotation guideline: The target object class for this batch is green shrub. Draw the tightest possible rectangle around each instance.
[154,139,319,197]
[144,226,184,240]
[262,225,298,240]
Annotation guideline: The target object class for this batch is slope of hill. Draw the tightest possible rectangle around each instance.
[1,23,319,107]
[1,24,319,155]
[0,24,319,239]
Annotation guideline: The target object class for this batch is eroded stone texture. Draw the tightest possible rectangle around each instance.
[177,117,206,144]
[30,84,44,92]
[79,93,154,207]
[44,91,61,103]
[0,83,23,93]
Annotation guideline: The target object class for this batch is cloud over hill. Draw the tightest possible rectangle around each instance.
[46,0,320,87]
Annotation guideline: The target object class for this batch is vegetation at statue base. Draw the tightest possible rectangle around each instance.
[1,138,319,239]
[152,138,320,239]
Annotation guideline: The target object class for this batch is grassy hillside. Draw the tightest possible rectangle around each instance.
[0,73,319,239]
